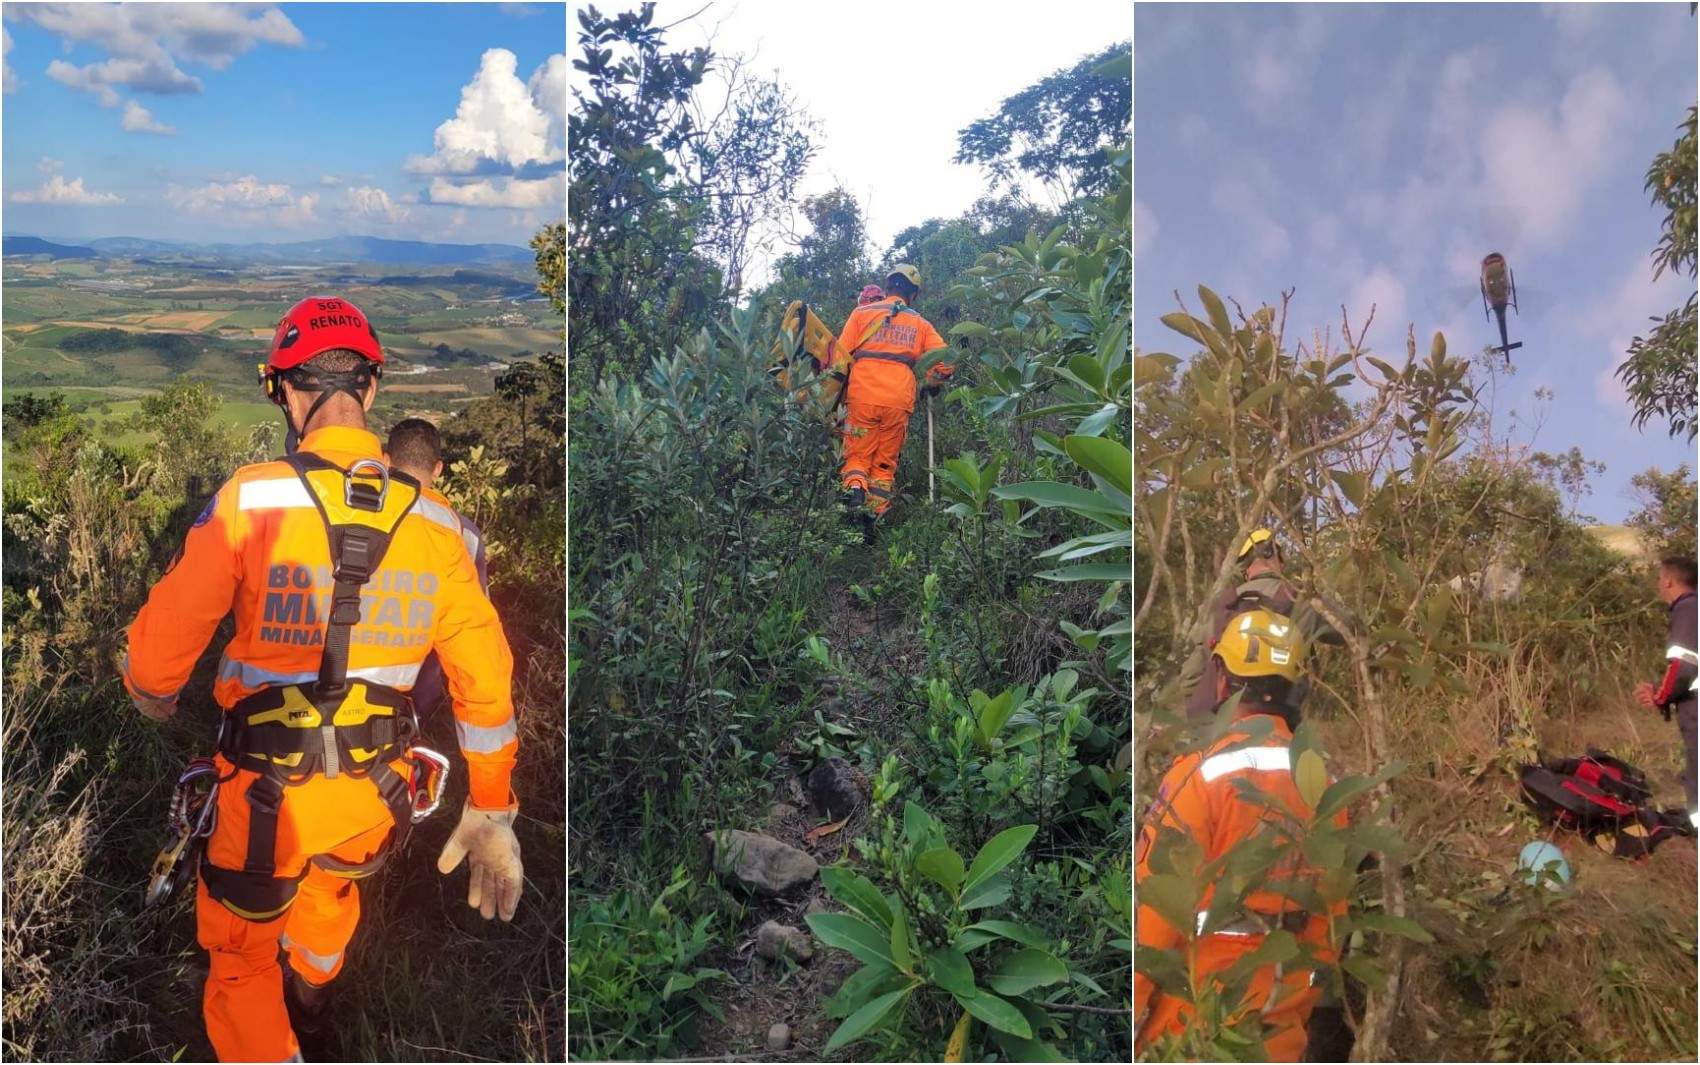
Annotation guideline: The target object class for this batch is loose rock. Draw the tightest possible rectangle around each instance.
[767,1022,791,1051]
[806,757,862,821]
[704,830,818,896]
[755,920,814,963]
[768,802,798,823]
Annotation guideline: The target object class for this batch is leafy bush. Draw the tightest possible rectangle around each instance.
[568,868,729,1060]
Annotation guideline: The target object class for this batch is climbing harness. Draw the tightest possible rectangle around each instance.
[145,757,221,909]
[196,453,451,922]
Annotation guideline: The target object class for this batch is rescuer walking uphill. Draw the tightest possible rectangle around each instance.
[836,264,951,523]
[123,296,524,1063]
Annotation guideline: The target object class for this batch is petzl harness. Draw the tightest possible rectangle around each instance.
[203,454,424,921]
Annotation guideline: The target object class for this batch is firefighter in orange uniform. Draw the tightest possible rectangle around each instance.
[123,296,523,1063]
[835,264,950,521]
[1134,609,1346,1061]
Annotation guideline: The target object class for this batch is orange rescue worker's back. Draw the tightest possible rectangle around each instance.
[124,426,515,806]
[836,295,949,413]
[1133,715,1348,1061]
[122,425,516,1064]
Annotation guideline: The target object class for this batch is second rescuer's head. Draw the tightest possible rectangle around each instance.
[885,263,921,306]
[1213,608,1304,725]
[260,296,386,436]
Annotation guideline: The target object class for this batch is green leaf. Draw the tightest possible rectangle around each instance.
[917,847,967,895]
[824,988,912,1053]
[953,928,1001,953]
[1314,768,1396,822]
[927,947,978,997]
[985,948,1069,996]
[807,913,895,968]
[1330,470,1367,508]
[825,961,901,1018]
[1035,563,1131,583]
[1133,872,1198,936]
[954,989,1032,1038]
[1343,953,1389,992]
[1295,749,1328,810]
[991,480,1126,517]
[820,867,895,933]
[1065,353,1106,392]
[890,905,913,973]
[1198,285,1233,341]
[1063,434,1132,496]
[964,824,1038,894]
[951,321,993,339]
[961,872,1013,910]
[975,688,1019,747]
[1354,911,1434,944]
[964,920,1050,948]
[1179,456,1227,489]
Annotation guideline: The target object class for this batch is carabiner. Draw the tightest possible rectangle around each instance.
[407,745,451,823]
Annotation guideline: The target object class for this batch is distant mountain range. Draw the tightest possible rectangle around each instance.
[3,234,532,267]
[2,236,99,259]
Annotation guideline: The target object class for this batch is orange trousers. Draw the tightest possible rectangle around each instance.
[196,758,399,1062]
[840,401,911,516]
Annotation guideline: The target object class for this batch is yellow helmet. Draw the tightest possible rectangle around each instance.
[1238,527,1277,562]
[887,264,922,290]
[1214,609,1303,681]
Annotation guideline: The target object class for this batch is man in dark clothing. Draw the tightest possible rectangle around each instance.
[1183,529,1299,719]
[386,418,491,718]
[1635,556,1699,825]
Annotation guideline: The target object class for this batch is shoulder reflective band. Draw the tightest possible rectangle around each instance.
[1199,745,1291,782]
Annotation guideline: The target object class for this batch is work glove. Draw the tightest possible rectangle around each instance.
[437,801,524,921]
[924,383,941,397]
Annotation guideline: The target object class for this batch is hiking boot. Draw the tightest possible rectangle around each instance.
[842,486,866,511]
[859,512,879,545]
[284,967,329,1036]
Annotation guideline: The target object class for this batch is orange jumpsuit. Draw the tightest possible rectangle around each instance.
[124,425,518,1063]
[1133,712,1347,1061]
[835,296,949,516]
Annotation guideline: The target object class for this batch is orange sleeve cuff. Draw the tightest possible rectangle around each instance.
[467,760,517,811]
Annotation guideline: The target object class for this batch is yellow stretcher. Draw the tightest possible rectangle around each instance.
[766,300,850,430]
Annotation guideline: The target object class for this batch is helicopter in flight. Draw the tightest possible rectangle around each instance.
[1479,252,1522,364]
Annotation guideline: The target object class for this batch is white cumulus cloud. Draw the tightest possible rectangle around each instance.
[427,174,562,209]
[1347,267,1410,352]
[165,174,316,226]
[1478,68,1628,251]
[121,99,175,135]
[11,174,122,205]
[1134,199,1157,259]
[12,3,301,132]
[406,48,565,178]
[344,186,411,224]
[3,26,16,93]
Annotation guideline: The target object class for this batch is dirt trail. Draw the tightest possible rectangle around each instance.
[696,572,912,1059]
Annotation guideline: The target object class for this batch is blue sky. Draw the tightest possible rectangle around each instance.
[2,2,564,247]
[1134,3,1697,523]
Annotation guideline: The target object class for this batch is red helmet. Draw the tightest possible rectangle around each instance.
[858,285,884,305]
[266,296,384,371]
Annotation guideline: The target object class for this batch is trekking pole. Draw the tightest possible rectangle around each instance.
[926,392,936,503]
